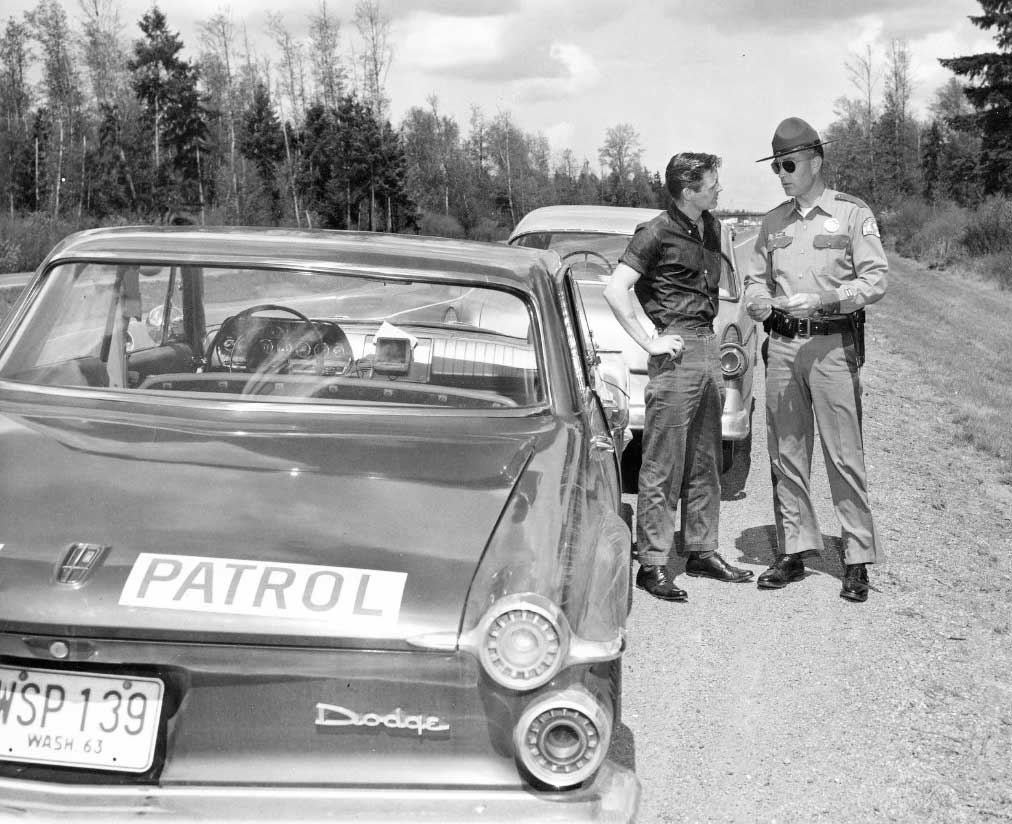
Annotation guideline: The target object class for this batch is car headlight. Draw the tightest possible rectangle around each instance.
[514,687,612,789]
[479,598,568,691]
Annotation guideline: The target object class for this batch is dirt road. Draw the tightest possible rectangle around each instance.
[611,255,1012,823]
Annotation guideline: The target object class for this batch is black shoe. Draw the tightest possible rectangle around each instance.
[840,563,869,602]
[757,554,805,589]
[635,565,688,602]
[685,553,754,583]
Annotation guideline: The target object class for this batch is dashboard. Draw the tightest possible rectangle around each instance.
[208,315,353,376]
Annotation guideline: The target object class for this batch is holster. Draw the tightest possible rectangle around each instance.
[848,309,866,367]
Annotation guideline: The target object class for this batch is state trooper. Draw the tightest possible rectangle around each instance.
[745,117,887,602]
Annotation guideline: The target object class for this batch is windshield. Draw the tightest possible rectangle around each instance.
[0,263,544,409]
[512,230,739,299]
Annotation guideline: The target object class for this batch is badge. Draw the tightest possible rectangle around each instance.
[862,217,880,237]
[823,218,839,232]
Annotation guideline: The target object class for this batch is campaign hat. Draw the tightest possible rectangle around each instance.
[756,117,836,162]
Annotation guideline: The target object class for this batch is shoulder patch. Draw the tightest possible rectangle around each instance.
[862,216,880,238]
[835,192,869,209]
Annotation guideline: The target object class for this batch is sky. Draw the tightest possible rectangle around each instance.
[4,0,998,210]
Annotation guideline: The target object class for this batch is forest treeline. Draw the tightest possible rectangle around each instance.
[0,0,664,272]
[2,0,1012,286]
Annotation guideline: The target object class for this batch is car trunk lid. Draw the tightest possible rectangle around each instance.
[0,394,553,648]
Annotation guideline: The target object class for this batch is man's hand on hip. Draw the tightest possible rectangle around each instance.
[645,334,684,357]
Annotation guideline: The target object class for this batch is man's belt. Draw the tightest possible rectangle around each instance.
[768,308,861,338]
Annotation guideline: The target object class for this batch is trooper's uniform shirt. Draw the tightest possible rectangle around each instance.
[745,187,887,312]
[745,187,888,565]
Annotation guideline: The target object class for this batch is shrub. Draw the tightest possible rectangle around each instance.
[973,251,1012,290]
[0,213,103,274]
[895,202,970,268]
[418,211,465,239]
[959,196,1012,256]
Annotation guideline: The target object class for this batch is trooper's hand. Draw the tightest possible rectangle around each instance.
[645,334,684,357]
[784,293,823,317]
[746,300,773,322]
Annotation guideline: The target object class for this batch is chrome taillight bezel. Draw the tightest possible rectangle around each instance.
[514,687,612,789]
[720,342,748,379]
[477,596,569,691]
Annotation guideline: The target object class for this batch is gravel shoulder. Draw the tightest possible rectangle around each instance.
[611,253,1012,823]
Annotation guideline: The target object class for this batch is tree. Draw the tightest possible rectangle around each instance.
[824,97,874,199]
[353,0,391,121]
[923,77,982,205]
[0,18,34,216]
[939,0,1012,195]
[78,0,127,106]
[308,1,345,109]
[128,7,208,214]
[198,9,241,218]
[598,123,643,206]
[266,12,307,125]
[845,44,880,200]
[28,0,86,217]
[876,39,920,204]
[239,81,285,223]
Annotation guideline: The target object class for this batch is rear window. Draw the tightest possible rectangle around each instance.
[0,263,545,409]
[512,232,630,267]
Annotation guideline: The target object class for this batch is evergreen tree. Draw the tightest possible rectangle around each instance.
[128,7,208,214]
[239,81,285,223]
[939,0,1012,194]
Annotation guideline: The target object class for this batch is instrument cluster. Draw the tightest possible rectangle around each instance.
[212,317,352,375]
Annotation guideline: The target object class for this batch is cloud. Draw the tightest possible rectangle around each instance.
[387,0,523,18]
[400,14,509,71]
[661,0,974,36]
[516,42,603,102]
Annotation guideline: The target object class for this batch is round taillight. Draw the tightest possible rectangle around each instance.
[514,690,612,789]
[481,607,564,691]
[720,342,748,379]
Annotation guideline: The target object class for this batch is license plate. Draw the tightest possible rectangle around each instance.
[0,665,163,772]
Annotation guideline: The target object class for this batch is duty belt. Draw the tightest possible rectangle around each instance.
[768,308,860,338]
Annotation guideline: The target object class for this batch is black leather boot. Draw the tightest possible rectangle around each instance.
[635,565,688,602]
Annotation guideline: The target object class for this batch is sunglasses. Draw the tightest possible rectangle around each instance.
[771,159,802,174]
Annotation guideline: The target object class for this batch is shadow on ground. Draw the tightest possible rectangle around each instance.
[607,720,636,773]
[734,525,850,581]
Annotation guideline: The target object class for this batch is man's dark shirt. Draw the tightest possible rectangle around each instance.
[619,205,722,332]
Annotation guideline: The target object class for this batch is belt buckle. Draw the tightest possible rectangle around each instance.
[796,317,812,337]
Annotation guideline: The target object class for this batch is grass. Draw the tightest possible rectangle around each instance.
[874,255,1012,483]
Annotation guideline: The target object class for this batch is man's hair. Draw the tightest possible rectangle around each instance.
[665,152,721,200]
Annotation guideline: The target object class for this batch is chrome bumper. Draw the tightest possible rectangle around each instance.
[0,760,640,823]
[721,382,751,441]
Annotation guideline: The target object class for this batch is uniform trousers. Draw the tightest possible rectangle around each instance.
[765,330,882,564]
[636,331,724,566]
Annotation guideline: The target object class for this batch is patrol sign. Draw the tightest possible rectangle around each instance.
[120,553,407,632]
[862,217,880,237]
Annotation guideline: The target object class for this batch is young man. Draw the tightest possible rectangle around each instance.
[604,152,753,602]
[745,117,888,602]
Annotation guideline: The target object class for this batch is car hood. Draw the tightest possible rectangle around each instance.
[0,394,558,648]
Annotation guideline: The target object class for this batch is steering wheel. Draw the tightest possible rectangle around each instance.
[560,250,614,279]
[205,303,317,373]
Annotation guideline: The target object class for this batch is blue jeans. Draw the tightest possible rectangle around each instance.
[636,330,724,566]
